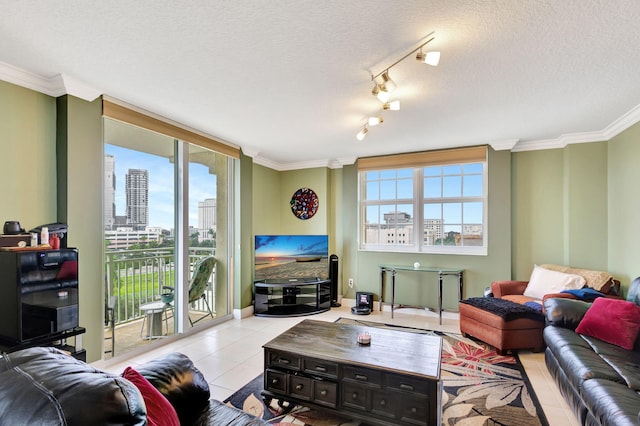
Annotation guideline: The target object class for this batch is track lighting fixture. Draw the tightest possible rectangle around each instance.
[357,32,439,140]
[356,125,368,141]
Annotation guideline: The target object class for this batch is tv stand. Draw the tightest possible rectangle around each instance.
[253,278,331,317]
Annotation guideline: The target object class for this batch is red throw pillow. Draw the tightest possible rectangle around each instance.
[122,367,180,426]
[575,298,640,350]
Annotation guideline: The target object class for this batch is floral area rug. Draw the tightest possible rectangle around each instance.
[223,318,549,426]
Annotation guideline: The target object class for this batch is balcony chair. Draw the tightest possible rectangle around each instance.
[162,256,216,326]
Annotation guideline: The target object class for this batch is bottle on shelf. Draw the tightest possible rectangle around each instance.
[40,226,49,246]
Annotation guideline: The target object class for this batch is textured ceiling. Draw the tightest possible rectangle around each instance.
[2,1,640,169]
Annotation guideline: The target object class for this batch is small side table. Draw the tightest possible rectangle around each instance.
[139,301,170,339]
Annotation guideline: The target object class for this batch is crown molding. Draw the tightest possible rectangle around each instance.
[0,62,101,101]
[488,139,519,151]
[512,103,640,152]
[250,153,355,171]
[602,103,640,139]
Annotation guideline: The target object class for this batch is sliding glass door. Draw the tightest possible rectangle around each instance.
[103,117,233,358]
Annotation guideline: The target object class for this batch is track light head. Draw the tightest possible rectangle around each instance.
[383,100,400,111]
[381,71,397,92]
[416,50,440,66]
[371,82,391,103]
[368,116,383,126]
[356,125,369,141]
[373,84,390,103]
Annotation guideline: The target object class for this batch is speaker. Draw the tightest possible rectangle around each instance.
[329,254,340,307]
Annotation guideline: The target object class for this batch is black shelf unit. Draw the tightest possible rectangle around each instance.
[254,278,331,317]
[0,248,85,360]
[0,327,86,361]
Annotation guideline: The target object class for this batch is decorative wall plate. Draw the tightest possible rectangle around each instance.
[290,187,319,220]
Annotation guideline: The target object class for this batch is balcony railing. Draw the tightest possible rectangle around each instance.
[105,247,215,326]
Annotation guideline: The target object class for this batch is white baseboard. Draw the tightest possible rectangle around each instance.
[234,305,254,319]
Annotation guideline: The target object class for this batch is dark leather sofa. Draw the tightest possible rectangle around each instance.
[0,347,268,425]
[543,298,640,426]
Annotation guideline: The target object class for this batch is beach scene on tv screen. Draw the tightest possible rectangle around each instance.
[254,235,329,280]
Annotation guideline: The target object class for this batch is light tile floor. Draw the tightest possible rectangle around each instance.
[92,305,579,426]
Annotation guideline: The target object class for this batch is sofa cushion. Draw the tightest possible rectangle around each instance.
[523,265,586,300]
[0,347,146,425]
[136,352,210,425]
[122,366,180,426]
[575,298,640,350]
[580,378,640,426]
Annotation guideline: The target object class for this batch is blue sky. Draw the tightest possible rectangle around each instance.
[106,145,216,230]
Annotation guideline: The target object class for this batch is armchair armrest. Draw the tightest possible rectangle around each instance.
[491,280,529,298]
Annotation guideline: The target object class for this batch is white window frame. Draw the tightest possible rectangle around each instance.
[359,155,488,255]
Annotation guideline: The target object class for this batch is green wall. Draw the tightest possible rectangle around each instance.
[0,80,57,226]
[251,148,512,310]
[341,148,512,310]
[56,95,104,362]
[0,83,104,362]
[608,124,640,291]
[511,142,609,282]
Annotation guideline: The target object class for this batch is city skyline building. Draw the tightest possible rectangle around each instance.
[104,154,116,230]
[198,198,216,242]
[125,168,149,230]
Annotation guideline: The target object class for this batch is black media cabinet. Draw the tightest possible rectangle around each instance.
[254,278,331,317]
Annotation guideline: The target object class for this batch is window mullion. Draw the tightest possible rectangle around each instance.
[415,168,423,251]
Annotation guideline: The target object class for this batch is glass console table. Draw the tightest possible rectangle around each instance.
[379,265,464,324]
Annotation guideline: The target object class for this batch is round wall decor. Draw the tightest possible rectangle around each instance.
[290,187,319,220]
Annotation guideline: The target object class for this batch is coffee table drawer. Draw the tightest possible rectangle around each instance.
[370,389,400,419]
[386,372,430,395]
[313,380,337,408]
[267,350,301,370]
[304,357,338,378]
[341,381,368,411]
[342,365,382,386]
[265,369,287,393]
[289,374,313,401]
[400,394,430,425]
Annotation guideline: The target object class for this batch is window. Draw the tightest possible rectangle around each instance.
[359,147,487,255]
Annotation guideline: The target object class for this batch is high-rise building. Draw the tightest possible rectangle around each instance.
[126,169,149,230]
[104,155,116,230]
[198,198,216,242]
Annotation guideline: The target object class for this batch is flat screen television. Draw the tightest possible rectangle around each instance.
[254,235,329,281]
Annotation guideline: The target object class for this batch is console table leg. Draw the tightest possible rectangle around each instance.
[438,272,443,325]
[379,268,385,312]
[391,270,396,319]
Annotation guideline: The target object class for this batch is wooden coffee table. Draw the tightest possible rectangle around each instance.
[262,319,442,426]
